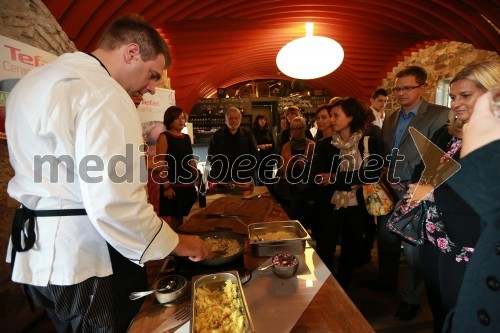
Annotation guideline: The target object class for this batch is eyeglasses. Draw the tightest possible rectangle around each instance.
[391,85,422,93]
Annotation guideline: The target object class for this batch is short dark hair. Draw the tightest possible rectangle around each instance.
[163,106,183,129]
[97,14,171,67]
[331,98,370,133]
[371,88,388,99]
[396,66,427,85]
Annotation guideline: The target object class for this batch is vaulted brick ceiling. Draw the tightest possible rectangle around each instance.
[42,0,499,111]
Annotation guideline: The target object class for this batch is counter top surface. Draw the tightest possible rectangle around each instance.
[128,187,374,333]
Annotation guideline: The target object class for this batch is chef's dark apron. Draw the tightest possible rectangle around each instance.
[11,205,148,332]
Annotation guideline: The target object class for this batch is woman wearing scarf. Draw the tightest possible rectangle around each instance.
[320,98,384,289]
[279,117,315,222]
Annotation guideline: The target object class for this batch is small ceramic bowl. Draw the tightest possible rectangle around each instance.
[271,253,299,279]
[154,274,187,305]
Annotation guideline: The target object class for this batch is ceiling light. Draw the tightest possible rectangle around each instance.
[276,23,344,80]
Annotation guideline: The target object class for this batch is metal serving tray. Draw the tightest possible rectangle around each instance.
[248,220,311,257]
[191,270,255,333]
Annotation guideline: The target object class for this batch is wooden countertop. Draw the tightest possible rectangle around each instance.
[128,187,374,333]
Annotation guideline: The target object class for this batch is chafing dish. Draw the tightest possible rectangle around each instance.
[248,220,311,257]
[191,270,255,333]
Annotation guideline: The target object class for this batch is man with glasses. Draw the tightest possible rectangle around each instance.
[369,66,449,321]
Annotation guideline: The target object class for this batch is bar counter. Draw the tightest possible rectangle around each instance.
[128,187,374,333]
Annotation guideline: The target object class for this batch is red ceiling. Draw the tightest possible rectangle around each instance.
[42,0,499,111]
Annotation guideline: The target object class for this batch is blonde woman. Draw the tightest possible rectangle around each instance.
[409,60,500,332]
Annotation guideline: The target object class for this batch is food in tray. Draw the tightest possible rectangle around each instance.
[251,230,299,242]
[205,237,243,260]
[194,279,246,333]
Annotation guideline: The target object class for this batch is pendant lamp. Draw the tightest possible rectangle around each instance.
[276,23,344,80]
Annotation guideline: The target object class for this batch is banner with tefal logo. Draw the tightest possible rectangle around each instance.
[0,35,57,139]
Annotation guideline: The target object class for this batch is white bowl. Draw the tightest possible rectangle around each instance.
[154,275,188,305]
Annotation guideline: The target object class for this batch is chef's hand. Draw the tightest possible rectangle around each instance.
[172,234,211,262]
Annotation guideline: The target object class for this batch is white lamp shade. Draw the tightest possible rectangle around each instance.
[276,36,344,80]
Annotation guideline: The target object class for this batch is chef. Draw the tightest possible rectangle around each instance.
[6,14,210,332]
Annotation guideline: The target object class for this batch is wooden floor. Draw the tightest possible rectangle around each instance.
[14,241,433,333]
[347,247,433,333]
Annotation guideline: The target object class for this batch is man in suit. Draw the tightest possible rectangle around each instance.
[369,66,449,321]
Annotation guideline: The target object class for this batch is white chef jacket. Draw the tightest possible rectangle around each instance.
[6,52,179,286]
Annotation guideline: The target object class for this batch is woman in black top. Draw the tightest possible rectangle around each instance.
[315,98,384,289]
[155,106,198,229]
[252,114,276,185]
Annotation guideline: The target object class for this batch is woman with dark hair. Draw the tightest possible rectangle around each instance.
[155,106,198,229]
[253,114,276,184]
[315,98,384,289]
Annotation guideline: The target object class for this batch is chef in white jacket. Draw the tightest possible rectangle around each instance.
[6,14,210,332]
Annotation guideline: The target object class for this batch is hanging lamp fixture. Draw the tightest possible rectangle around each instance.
[276,23,344,80]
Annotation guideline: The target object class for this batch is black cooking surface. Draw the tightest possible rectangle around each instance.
[161,255,246,280]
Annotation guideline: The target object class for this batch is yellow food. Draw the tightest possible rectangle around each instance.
[251,230,298,242]
[205,237,242,260]
[194,280,246,333]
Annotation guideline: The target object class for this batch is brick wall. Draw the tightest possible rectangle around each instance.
[381,41,499,110]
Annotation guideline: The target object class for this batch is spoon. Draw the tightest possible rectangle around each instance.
[258,260,289,271]
[129,280,176,300]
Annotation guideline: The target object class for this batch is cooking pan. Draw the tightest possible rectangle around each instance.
[199,231,246,266]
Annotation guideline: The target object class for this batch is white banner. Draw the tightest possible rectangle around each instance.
[0,35,57,139]
[137,88,176,168]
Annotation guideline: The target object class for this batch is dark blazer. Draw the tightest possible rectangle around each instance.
[207,125,258,182]
[444,140,500,332]
[382,99,449,183]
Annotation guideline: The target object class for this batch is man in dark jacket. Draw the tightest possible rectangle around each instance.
[208,107,258,183]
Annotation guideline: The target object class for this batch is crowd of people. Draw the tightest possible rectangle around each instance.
[5,12,499,333]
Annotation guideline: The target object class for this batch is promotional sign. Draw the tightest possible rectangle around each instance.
[0,35,57,139]
[137,88,176,168]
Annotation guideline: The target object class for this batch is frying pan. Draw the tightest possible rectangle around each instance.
[199,231,246,266]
